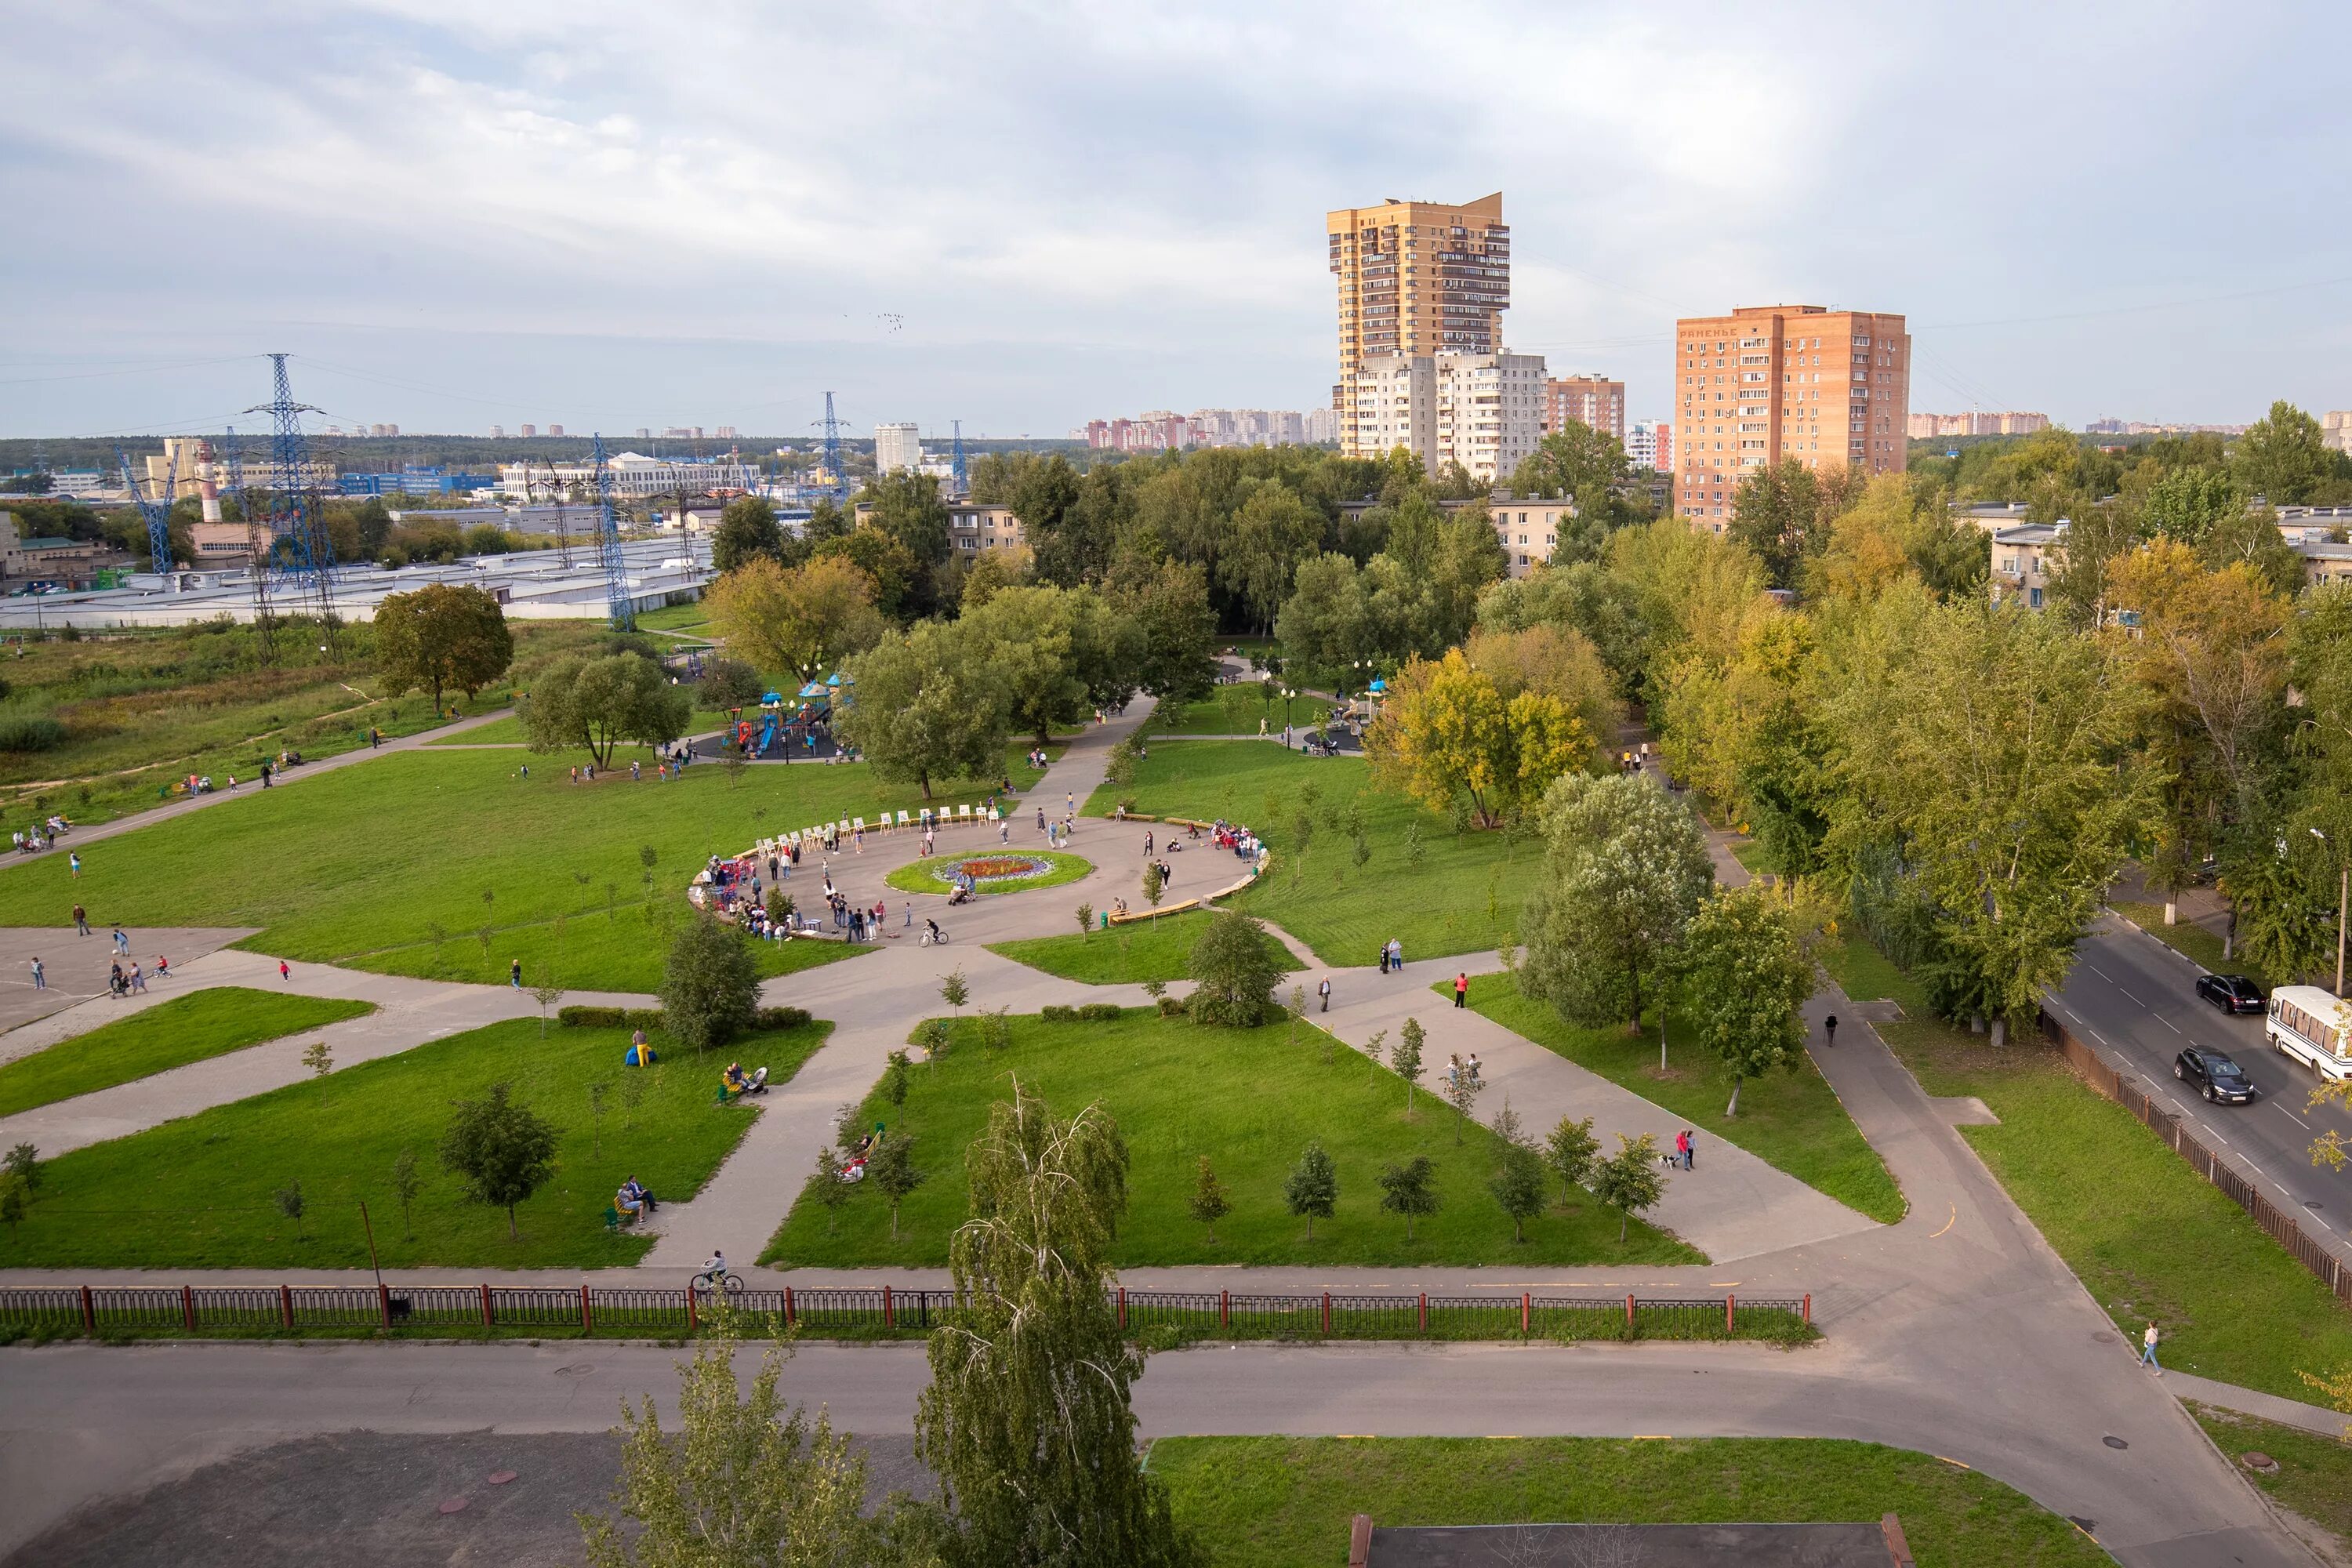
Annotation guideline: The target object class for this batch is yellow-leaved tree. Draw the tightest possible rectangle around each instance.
[1367,648,1594,827]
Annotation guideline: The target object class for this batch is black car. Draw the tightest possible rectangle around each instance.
[2195,974,2265,1014]
[2175,1047,2257,1103]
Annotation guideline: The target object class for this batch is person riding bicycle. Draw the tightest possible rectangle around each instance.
[694,1250,728,1293]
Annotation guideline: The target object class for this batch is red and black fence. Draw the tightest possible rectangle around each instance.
[0,1283,1811,1343]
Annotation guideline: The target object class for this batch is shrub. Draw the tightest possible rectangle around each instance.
[1077,1002,1122,1022]
[1156,994,1190,1018]
[562,1002,810,1033]
[754,1005,811,1031]
[559,1005,629,1029]
[0,713,65,753]
[1041,1005,1080,1024]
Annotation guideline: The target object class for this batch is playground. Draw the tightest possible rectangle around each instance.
[684,678,850,764]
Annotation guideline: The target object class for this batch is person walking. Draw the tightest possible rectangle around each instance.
[1675,1129,1690,1170]
[112,926,129,954]
[1454,971,1469,1009]
[29,956,43,991]
[1319,976,1331,1012]
[155,954,169,981]
[1824,1013,1838,1047]
[278,959,291,982]
[1683,1129,1698,1171]
[1377,943,1390,975]
[2140,1321,2161,1374]
[129,960,145,993]
[261,761,272,788]
[67,851,81,878]
[510,958,523,990]
[72,903,88,935]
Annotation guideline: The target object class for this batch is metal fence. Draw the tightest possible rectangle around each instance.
[2041,1008,2352,1303]
[0,1283,1809,1341]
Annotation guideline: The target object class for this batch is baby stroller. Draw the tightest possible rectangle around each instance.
[947,884,971,906]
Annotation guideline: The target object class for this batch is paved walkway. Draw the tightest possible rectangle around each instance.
[0,949,648,1158]
[0,925,258,1036]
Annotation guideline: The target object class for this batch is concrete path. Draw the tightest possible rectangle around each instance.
[0,949,649,1158]
[0,925,257,1037]
[2172,1372,2352,1441]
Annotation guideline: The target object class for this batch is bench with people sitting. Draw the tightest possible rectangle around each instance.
[714,1061,768,1103]
[606,1175,657,1231]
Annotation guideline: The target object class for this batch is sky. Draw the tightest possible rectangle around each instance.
[2,0,2348,445]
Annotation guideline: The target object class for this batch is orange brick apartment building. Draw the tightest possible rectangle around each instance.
[1673,304,1909,530]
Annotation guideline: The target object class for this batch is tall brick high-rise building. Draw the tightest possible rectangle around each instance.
[1671,304,1909,530]
[1327,193,1511,458]
[1543,375,1625,443]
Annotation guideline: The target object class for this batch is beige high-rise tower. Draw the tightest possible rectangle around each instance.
[1672,303,1909,530]
[1327,193,1511,459]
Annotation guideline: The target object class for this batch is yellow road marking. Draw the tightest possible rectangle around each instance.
[1931,1204,1958,1238]
[1933,1455,1971,1470]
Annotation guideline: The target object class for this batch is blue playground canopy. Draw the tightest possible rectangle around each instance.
[761,691,785,706]
[1367,678,1387,694]
[797,681,828,699]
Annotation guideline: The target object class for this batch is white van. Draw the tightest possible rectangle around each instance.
[2266,985,2352,1081]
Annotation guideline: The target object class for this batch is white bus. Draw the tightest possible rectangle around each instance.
[2266,985,2352,1082]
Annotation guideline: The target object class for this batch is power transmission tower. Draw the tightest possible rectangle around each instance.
[819,392,847,505]
[952,419,967,498]
[592,433,634,630]
[218,426,276,665]
[243,354,339,648]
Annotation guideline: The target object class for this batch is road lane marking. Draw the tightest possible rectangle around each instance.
[2089,964,2115,982]
[2154,1015,2179,1033]
[2281,1109,2310,1129]
[1931,1206,1958,1238]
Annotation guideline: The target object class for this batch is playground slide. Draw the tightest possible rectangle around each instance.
[758,712,779,755]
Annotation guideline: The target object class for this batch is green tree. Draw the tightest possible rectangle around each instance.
[302,1040,333,1103]
[579,1303,937,1567]
[1441,1054,1483,1142]
[866,470,953,566]
[1375,1156,1440,1242]
[1591,1131,1666,1243]
[808,1147,851,1234]
[2234,401,2338,506]
[1543,1116,1599,1207]
[440,1082,560,1240]
[0,1172,27,1237]
[940,967,969,1021]
[710,495,784,573]
[704,554,887,677]
[1219,484,1323,633]
[1392,1018,1426,1113]
[836,620,1007,798]
[1142,862,1164,909]
[1185,908,1279,1026]
[1118,558,1220,704]
[884,1049,912,1111]
[661,914,760,1051]
[1488,1142,1546,1243]
[1074,902,1094,938]
[373,583,514,716]
[1682,885,1816,1114]
[1187,1155,1231,1243]
[273,1179,306,1237]
[524,652,691,766]
[696,655,764,712]
[1283,1142,1338,1241]
[1518,771,1714,1030]
[916,1086,1200,1568]
[960,584,1138,744]
[867,1136,927,1241]
[1728,459,1862,590]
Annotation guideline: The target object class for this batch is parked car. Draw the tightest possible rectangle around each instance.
[2174,1047,2257,1103]
[2194,973,2266,1014]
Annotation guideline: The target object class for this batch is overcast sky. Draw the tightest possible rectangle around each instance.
[2,0,2347,445]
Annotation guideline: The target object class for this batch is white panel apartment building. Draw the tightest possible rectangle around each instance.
[873,423,924,475]
[498,454,757,499]
[1352,351,1544,483]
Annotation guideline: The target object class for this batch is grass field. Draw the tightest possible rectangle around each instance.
[2189,1404,2352,1553]
[762,1008,1698,1269]
[1085,741,1545,967]
[633,602,713,634]
[1150,1436,2104,1568]
[1878,1012,2352,1402]
[1818,929,1932,1014]
[0,988,376,1117]
[988,909,1303,984]
[0,619,615,829]
[0,746,1051,993]
[1148,685,1299,736]
[0,1017,830,1269]
[1461,982,1905,1224]
[884,850,1091,898]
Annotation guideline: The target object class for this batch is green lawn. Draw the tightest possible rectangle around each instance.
[989,909,1303,985]
[2189,1404,2352,1553]
[0,988,376,1117]
[1085,741,1544,967]
[1149,686,1294,736]
[426,707,739,748]
[0,746,1052,993]
[1151,1436,2104,1568]
[763,1009,1697,1268]
[1880,1013,2352,1403]
[884,850,1091,898]
[1818,929,1933,1015]
[1461,982,1905,1224]
[0,1017,830,1269]
[633,602,713,633]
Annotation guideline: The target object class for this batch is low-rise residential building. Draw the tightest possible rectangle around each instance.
[1989,523,2062,610]
[1334,492,1571,578]
[0,512,111,586]
[854,499,1025,553]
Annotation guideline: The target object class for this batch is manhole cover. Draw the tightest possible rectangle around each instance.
[437,1497,469,1515]
[2089,1330,2117,1344]
[2102,1436,2129,1450]
[554,1363,595,1377]
[488,1470,518,1486]
[2305,1202,2324,1212]
[2243,1451,2280,1474]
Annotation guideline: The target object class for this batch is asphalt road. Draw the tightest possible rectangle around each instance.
[2048,913,2352,1268]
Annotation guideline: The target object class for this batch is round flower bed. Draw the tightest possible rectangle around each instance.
[884,848,1093,898]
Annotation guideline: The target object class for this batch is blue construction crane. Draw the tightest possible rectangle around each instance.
[951,419,967,498]
[591,433,635,630]
[116,443,177,575]
[819,391,847,505]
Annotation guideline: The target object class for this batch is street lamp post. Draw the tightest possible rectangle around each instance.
[1283,687,1296,740]
[2314,828,2347,996]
